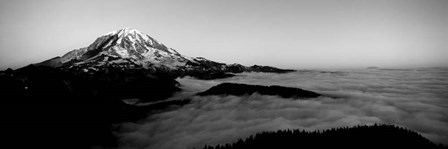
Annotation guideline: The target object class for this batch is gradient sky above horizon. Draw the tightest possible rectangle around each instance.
[0,0,447,69]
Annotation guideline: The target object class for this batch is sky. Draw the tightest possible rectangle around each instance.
[0,0,447,69]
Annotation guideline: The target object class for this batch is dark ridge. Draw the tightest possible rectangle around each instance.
[225,64,247,73]
[131,99,192,116]
[201,124,447,149]
[197,83,321,99]
[35,56,63,67]
[0,65,182,148]
[248,65,296,73]
[297,70,347,76]
[379,68,414,71]
[182,70,236,80]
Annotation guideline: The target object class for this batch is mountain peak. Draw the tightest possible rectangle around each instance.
[103,28,150,42]
[47,28,187,69]
[109,27,144,37]
[106,27,135,34]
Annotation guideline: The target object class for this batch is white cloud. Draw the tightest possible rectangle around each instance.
[117,69,448,149]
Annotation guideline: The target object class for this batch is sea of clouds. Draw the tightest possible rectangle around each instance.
[116,68,448,149]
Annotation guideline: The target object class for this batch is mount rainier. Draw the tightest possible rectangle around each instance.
[38,28,294,79]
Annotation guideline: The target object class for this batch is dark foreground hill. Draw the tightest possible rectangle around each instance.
[201,124,447,149]
[0,65,181,148]
[197,83,321,99]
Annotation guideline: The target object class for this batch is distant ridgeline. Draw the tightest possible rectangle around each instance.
[197,83,321,99]
[200,124,447,149]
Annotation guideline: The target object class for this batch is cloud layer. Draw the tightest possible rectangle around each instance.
[117,68,448,149]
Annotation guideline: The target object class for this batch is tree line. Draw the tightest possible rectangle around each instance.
[200,124,446,149]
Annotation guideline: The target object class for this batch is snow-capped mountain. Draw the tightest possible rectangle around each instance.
[38,28,294,79]
[41,28,194,68]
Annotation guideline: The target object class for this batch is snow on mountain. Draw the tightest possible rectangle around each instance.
[36,28,294,79]
[40,28,200,69]
[76,27,193,68]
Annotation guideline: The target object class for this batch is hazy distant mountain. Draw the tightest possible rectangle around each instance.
[37,28,294,80]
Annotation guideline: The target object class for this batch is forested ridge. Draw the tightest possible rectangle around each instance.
[200,124,447,149]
